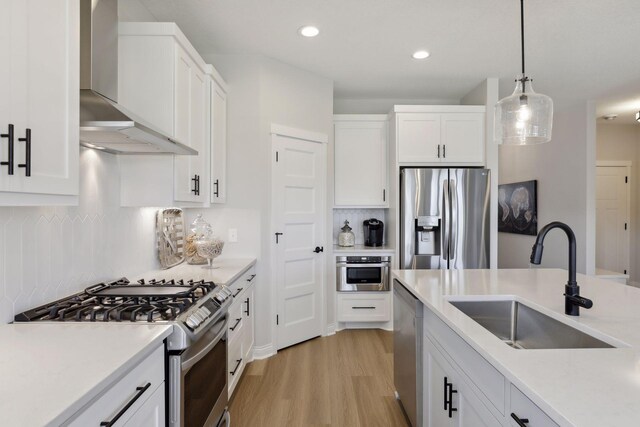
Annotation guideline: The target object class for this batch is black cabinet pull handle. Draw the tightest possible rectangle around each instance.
[313,246,324,253]
[244,297,250,316]
[444,377,457,418]
[246,274,256,282]
[100,382,151,426]
[230,358,242,375]
[18,128,31,177]
[230,317,241,331]
[213,179,219,197]
[383,188,386,202]
[443,377,449,410]
[510,413,530,426]
[232,287,244,298]
[443,144,446,158]
[1,124,14,175]
[275,232,283,244]
[448,379,457,418]
[437,144,440,159]
[352,306,375,310]
[191,174,200,195]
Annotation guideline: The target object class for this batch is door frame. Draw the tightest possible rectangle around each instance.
[270,124,328,352]
[595,160,632,275]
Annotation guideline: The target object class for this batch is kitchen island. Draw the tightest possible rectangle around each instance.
[392,268,640,427]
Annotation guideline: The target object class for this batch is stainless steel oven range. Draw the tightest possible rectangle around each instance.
[14,277,235,427]
[336,256,391,291]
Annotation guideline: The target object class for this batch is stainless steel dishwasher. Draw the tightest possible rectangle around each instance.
[393,279,423,427]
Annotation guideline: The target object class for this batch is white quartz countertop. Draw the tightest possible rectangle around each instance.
[134,257,256,285]
[333,244,394,254]
[391,268,640,427]
[0,323,172,427]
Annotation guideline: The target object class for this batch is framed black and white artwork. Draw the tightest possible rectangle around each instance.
[498,180,538,236]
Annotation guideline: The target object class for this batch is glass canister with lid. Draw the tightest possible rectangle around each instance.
[185,214,209,264]
[338,220,355,247]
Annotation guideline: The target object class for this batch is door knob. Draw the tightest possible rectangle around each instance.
[313,246,324,253]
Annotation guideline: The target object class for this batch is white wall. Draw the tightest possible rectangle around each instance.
[192,54,333,354]
[596,123,640,283]
[118,0,156,22]
[498,101,597,275]
[0,149,160,323]
[334,97,459,114]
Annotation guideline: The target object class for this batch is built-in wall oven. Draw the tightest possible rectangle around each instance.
[336,256,391,291]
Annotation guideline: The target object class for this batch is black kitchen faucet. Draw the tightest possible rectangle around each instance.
[530,221,593,316]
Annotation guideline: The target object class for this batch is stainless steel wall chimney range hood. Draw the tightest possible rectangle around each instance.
[79,0,196,155]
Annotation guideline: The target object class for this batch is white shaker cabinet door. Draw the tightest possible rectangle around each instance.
[397,113,441,164]
[174,48,207,203]
[440,113,484,164]
[210,79,227,204]
[0,0,79,196]
[123,383,165,427]
[334,118,388,207]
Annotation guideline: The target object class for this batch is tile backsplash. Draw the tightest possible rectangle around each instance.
[332,208,387,245]
[0,149,160,323]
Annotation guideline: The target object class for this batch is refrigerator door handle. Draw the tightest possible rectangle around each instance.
[442,179,450,261]
[449,178,458,266]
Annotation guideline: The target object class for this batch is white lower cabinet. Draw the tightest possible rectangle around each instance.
[509,385,559,427]
[66,344,165,426]
[422,306,559,426]
[424,334,500,427]
[123,383,165,427]
[337,292,391,322]
[227,266,257,397]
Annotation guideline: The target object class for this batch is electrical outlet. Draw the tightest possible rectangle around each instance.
[228,228,238,243]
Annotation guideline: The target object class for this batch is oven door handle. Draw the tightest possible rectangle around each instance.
[335,263,389,268]
[181,317,228,372]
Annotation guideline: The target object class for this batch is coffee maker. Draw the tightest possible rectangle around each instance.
[363,218,384,247]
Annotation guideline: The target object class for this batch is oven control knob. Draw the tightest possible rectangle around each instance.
[193,311,205,323]
[185,316,199,329]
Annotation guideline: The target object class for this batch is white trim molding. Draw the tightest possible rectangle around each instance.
[326,322,337,336]
[252,343,277,360]
[270,124,328,144]
[597,160,633,167]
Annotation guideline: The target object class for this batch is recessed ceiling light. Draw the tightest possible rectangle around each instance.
[412,50,430,60]
[298,26,319,37]
[603,114,618,121]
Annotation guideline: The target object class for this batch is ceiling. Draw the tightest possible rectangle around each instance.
[138,0,640,118]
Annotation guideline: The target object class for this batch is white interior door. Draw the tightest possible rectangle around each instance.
[272,132,325,350]
[596,165,630,275]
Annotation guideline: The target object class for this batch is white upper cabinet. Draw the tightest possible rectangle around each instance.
[174,49,207,203]
[118,23,227,207]
[0,0,79,204]
[210,76,227,204]
[397,113,441,163]
[334,115,388,207]
[395,106,485,166]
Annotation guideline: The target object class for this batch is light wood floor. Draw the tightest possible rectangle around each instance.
[229,329,409,427]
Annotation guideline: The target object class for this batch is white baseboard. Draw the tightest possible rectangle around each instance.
[326,322,337,336]
[252,343,277,360]
[336,320,393,331]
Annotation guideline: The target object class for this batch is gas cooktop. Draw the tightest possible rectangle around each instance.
[14,277,235,350]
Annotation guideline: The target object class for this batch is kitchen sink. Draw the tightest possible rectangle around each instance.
[448,299,615,350]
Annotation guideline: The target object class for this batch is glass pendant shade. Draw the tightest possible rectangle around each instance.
[495,76,553,145]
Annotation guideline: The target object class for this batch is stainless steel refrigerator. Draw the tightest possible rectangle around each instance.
[400,168,490,270]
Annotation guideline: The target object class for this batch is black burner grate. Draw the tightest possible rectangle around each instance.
[14,277,218,322]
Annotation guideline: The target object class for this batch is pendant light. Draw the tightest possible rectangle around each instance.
[495,0,553,145]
